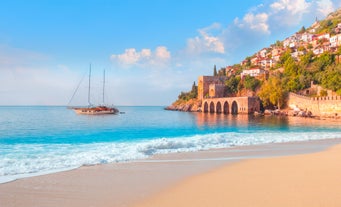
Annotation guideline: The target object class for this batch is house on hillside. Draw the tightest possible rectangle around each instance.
[330,35,338,48]
[260,58,273,69]
[317,33,330,41]
[289,42,296,48]
[313,47,324,55]
[259,48,267,58]
[301,33,314,42]
[225,66,236,77]
[251,57,259,66]
[283,38,290,48]
[241,68,268,79]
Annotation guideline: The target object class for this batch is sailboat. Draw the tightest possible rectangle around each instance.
[72,65,119,115]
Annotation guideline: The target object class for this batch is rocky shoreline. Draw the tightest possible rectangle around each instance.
[165,99,201,112]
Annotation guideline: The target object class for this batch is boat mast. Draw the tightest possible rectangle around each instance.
[103,70,105,105]
[88,64,92,106]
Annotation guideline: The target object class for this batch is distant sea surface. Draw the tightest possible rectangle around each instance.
[1,106,341,183]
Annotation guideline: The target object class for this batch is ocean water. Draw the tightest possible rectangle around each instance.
[1,106,341,183]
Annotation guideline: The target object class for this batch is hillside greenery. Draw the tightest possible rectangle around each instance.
[174,9,341,109]
[177,81,198,101]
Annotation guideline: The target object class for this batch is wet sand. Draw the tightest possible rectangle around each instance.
[0,139,340,207]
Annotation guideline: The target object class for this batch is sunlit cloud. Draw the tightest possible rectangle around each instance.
[234,12,270,34]
[316,0,335,16]
[110,46,171,67]
[270,0,310,15]
[185,23,225,55]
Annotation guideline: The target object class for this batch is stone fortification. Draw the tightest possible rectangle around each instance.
[197,75,260,114]
[198,76,228,100]
[202,97,260,114]
[287,93,341,117]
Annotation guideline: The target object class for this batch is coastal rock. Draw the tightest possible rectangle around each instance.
[264,109,273,115]
[165,99,201,112]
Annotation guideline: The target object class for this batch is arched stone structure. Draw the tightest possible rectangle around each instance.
[204,102,209,113]
[231,101,238,114]
[202,97,260,114]
[209,102,215,113]
[216,102,222,113]
[223,101,229,114]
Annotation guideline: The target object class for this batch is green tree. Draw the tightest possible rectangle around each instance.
[213,65,218,76]
[320,65,341,92]
[191,81,198,98]
[274,40,283,47]
[300,51,314,66]
[245,57,251,67]
[279,49,292,66]
[283,55,298,76]
[316,52,334,71]
[258,77,286,109]
[307,43,313,50]
[284,76,304,92]
[177,81,198,101]
[297,45,306,52]
[225,76,240,96]
[299,26,306,33]
[243,75,261,91]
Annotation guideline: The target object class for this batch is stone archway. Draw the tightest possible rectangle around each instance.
[231,101,238,114]
[223,101,229,114]
[203,101,209,113]
[216,102,222,114]
[209,102,215,113]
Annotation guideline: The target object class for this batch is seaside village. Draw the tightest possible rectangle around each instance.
[172,19,341,118]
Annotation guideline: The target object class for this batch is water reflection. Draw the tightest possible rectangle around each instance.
[194,112,341,132]
[195,113,295,132]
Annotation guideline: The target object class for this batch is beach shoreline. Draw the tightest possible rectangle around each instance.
[137,139,341,207]
[1,138,341,207]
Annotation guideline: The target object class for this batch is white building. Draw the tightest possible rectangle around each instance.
[241,68,267,78]
[330,35,338,48]
[301,33,314,42]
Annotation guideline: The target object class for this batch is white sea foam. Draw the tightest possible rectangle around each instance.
[1,131,340,183]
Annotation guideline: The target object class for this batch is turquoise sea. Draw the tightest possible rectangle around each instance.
[1,106,341,183]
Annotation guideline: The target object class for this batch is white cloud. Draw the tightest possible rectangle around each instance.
[268,0,311,27]
[270,0,310,14]
[235,12,270,34]
[316,0,335,16]
[110,46,170,67]
[185,23,225,55]
[154,46,171,61]
[110,48,144,65]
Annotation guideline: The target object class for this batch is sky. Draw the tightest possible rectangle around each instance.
[1,0,340,106]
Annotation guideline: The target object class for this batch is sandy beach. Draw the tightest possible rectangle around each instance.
[0,139,340,207]
[138,140,341,207]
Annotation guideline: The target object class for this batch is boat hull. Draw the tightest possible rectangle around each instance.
[73,106,119,115]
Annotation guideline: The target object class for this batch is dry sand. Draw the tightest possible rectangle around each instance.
[138,142,341,207]
[0,139,340,207]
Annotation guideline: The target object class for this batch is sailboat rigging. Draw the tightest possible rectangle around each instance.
[72,64,119,115]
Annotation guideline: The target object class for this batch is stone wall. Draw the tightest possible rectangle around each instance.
[287,93,341,116]
[202,97,260,114]
[209,83,225,98]
[198,76,228,100]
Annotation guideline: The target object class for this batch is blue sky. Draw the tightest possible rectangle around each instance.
[0,0,340,106]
